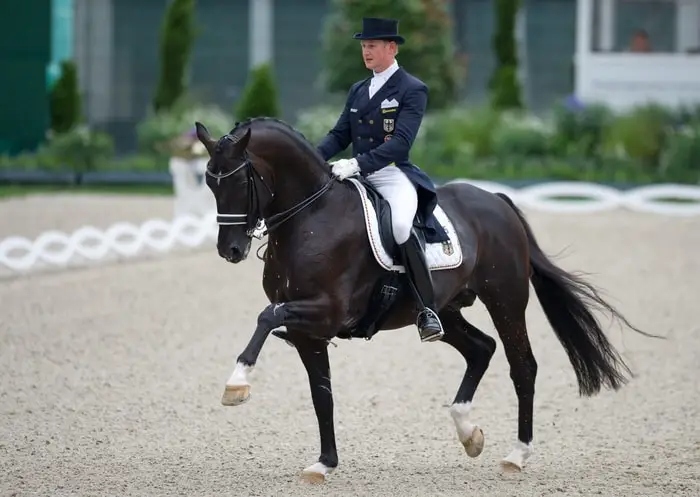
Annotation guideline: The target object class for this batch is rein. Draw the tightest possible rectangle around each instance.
[263,177,335,236]
[205,145,335,257]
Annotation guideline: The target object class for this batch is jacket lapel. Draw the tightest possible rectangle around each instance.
[351,79,371,115]
[356,67,405,117]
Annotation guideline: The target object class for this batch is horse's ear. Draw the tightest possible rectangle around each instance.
[236,128,252,152]
[195,121,216,156]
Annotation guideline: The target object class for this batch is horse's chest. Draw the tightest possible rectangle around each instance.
[262,238,325,300]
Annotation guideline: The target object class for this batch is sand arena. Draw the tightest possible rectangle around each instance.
[1,192,698,496]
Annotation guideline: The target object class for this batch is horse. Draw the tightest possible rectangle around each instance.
[193,116,655,483]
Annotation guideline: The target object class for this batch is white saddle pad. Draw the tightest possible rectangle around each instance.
[346,178,463,272]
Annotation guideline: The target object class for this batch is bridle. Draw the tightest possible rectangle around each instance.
[205,135,335,241]
[205,148,269,238]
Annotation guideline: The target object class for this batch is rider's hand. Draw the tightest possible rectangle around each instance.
[330,158,360,180]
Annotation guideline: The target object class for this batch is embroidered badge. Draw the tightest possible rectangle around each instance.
[383,119,395,133]
[442,241,454,256]
[384,134,393,142]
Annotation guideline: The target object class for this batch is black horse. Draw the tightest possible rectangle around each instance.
[194,117,654,483]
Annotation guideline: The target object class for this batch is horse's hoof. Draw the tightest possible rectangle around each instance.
[300,462,333,484]
[461,427,485,458]
[500,460,522,473]
[500,441,533,472]
[221,384,250,406]
[300,470,326,484]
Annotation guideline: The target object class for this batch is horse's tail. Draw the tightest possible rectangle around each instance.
[495,192,655,397]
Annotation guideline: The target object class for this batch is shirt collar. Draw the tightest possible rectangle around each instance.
[372,59,399,82]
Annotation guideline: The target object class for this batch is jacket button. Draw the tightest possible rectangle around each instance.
[358,119,363,124]
[369,120,374,124]
[369,137,374,142]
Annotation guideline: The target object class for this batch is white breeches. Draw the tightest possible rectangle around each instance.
[365,166,418,245]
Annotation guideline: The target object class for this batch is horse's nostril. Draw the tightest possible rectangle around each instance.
[230,245,242,259]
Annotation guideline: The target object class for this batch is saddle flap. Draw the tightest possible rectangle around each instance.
[356,177,398,258]
[346,177,463,273]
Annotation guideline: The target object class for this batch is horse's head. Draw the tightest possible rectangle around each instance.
[195,121,270,264]
[196,117,334,264]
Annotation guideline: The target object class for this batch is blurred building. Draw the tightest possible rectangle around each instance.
[0,0,52,155]
[1,0,698,155]
[73,0,578,154]
[576,0,700,111]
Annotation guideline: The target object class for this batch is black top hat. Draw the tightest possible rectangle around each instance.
[353,17,405,45]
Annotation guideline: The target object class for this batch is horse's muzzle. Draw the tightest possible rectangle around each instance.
[219,241,250,264]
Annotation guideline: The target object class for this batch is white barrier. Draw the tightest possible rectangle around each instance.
[0,213,218,273]
[448,180,700,216]
[1,181,699,274]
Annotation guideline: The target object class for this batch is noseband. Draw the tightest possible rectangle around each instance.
[205,147,270,238]
[205,134,335,239]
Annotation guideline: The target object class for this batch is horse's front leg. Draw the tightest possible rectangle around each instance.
[286,331,337,484]
[222,302,290,406]
[221,300,327,406]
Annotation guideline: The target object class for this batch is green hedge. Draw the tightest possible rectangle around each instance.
[2,100,700,186]
[490,0,523,110]
[153,0,197,113]
[235,63,281,122]
[136,99,232,160]
[49,60,82,134]
[294,101,700,184]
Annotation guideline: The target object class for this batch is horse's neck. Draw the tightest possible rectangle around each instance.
[251,128,331,219]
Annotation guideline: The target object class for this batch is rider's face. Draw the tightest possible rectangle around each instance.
[361,40,397,72]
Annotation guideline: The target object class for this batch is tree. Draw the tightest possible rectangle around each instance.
[320,0,461,111]
[49,59,82,134]
[235,63,281,122]
[153,0,197,113]
[489,0,523,110]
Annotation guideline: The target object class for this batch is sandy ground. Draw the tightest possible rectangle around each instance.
[1,193,699,497]
[0,193,175,240]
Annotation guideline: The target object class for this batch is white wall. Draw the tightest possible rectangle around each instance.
[577,53,700,110]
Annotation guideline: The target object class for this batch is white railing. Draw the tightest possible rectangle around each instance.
[451,180,700,216]
[0,214,218,274]
[1,181,699,274]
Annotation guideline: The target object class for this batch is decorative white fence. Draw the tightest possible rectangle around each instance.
[451,180,700,216]
[1,180,699,274]
[0,215,218,273]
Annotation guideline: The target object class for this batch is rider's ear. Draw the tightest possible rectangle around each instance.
[195,121,216,156]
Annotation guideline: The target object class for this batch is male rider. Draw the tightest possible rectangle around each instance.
[316,17,444,343]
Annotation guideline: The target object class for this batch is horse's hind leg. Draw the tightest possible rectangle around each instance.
[439,294,497,459]
[479,283,537,472]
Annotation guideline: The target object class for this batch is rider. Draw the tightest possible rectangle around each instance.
[317,17,444,343]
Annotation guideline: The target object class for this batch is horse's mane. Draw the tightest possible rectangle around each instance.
[227,117,329,170]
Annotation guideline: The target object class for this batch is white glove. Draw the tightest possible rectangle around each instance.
[330,158,360,180]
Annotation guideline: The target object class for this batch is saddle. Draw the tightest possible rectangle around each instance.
[357,176,426,259]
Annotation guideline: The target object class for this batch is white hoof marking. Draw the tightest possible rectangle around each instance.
[300,462,334,484]
[449,402,484,457]
[222,362,253,406]
[226,361,253,386]
[501,440,534,471]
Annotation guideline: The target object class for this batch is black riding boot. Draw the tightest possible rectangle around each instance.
[398,231,444,342]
